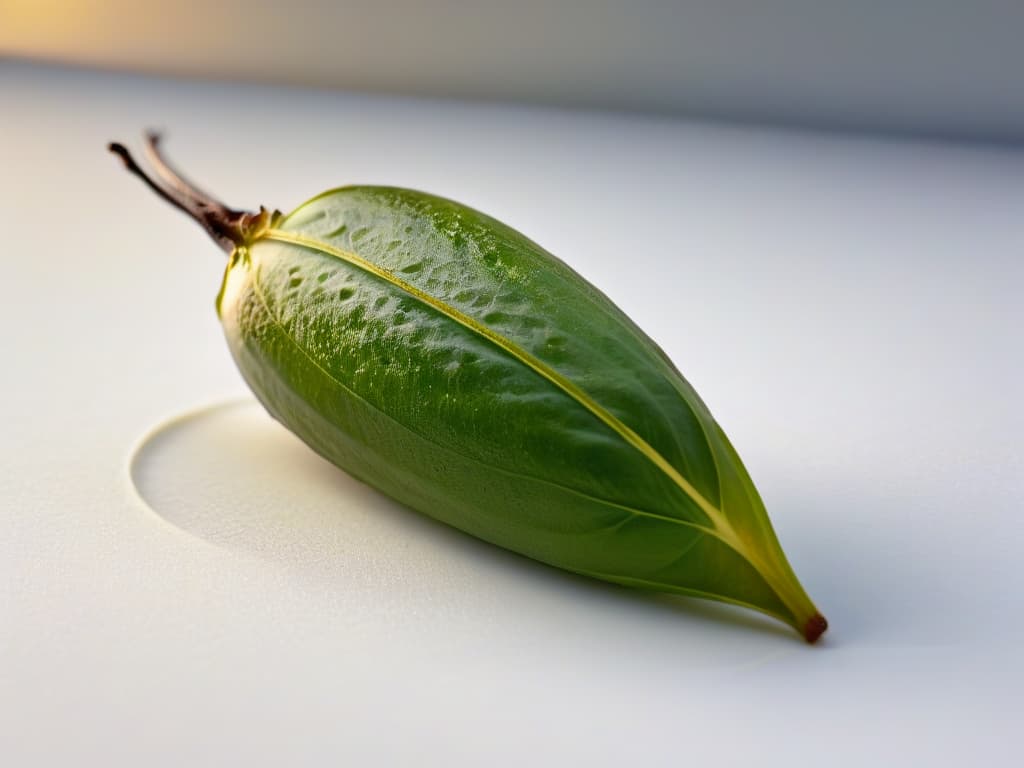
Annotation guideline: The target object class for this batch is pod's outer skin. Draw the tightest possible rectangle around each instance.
[216,186,823,638]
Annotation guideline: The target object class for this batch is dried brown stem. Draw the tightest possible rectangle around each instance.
[109,134,255,253]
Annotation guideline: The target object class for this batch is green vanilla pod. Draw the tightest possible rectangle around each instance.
[110,135,827,642]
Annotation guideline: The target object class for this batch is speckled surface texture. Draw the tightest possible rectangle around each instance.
[2,62,1022,766]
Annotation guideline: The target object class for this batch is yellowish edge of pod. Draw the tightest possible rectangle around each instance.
[257,227,814,631]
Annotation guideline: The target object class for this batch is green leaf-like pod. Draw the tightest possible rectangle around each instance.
[111,135,826,642]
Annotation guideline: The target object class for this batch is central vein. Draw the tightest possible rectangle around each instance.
[260,228,741,546]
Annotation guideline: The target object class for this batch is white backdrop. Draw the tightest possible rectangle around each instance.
[1,62,1022,765]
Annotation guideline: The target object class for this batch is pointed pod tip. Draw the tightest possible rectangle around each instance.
[803,613,828,644]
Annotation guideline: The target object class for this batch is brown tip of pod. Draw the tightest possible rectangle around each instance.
[803,613,828,643]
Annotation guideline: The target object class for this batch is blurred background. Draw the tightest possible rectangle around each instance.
[3,0,1023,142]
[3,4,1023,767]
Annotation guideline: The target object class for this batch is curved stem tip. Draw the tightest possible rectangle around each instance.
[109,133,272,253]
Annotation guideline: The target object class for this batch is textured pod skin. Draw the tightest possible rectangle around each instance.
[215,186,824,639]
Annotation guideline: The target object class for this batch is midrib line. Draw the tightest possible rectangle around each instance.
[259,228,742,548]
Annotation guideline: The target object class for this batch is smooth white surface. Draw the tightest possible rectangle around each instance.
[2,63,1022,765]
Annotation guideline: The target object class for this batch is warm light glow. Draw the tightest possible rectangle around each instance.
[1,1,104,58]
[0,1,229,76]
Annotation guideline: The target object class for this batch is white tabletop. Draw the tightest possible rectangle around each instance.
[2,62,1022,766]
